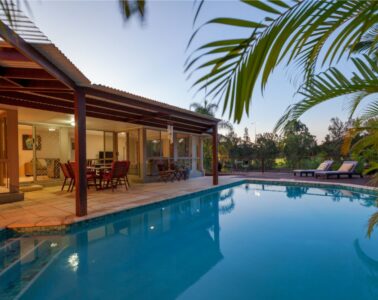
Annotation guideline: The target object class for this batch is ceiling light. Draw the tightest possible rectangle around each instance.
[48,128,56,132]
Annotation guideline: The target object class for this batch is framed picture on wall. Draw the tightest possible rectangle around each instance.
[22,135,42,150]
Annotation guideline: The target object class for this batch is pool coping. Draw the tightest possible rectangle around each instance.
[5,177,378,235]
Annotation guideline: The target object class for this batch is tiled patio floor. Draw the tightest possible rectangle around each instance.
[0,176,241,230]
[0,174,376,232]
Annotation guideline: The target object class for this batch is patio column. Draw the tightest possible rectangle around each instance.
[7,109,19,193]
[74,88,87,216]
[212,124,218,185]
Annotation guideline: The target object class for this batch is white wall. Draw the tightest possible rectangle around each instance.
[18,126,33,176]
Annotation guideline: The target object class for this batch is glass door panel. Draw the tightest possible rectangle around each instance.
[35,125,61,182]
[104,132,114,164]
[127,129,140,176]
[118,132,127,161]
[18,124,34,185]
[86,130,104,166]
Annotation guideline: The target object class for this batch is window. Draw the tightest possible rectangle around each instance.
[146,130,161,158]
[177,134,190,157]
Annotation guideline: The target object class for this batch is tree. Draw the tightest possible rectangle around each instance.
[319,118,354,159]
[242,127,251,144]
[342,118,378,184]
[187,0,378,126]
[281,120,317,169]
[254,133,279,172]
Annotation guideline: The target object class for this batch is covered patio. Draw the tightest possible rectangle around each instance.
[0,10,220,217]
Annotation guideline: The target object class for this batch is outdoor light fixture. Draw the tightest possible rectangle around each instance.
[70,121,75,127]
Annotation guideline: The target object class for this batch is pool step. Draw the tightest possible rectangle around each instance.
[0,238,65,300]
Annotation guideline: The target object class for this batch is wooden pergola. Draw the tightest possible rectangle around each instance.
[0,14,219,216]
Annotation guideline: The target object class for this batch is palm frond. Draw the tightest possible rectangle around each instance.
[367,211,378,238]
[362,99,378,120]
[274,55,378,131]
[119,0,145,21]
[188,0,378,123]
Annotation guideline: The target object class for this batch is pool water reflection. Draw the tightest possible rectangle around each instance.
[1,183,378,300]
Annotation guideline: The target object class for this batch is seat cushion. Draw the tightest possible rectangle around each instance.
[338,162,355,172]
[38,159,47,168]
[317,162,329,171]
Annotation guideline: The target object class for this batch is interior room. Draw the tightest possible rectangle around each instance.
[12,106,142,187]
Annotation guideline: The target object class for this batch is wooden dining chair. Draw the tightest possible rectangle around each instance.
[124,160,131,188]
[59,162,73,191]
[66,162,76,192]
[67,162,97,192]
[103,161,128,191]
[157,162,175,182]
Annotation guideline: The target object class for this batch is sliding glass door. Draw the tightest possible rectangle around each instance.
[35,125,61,182]
[118,129,140,176]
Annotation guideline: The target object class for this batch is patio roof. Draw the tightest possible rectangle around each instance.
[0,8,219,134]
[0,7,220,217]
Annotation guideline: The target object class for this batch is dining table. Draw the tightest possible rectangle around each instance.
[87,164,112,190]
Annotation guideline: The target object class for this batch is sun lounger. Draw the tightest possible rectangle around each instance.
[315,161,363,179]
[293,160,333,177]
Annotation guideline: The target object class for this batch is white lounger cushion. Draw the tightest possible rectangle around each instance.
[338,161,357,172]
[317,161,330,171]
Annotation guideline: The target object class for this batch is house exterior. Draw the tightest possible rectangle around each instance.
[0,9,219,216]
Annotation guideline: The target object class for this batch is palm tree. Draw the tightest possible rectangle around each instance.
[189,99,233,131]
[187,0,378,124]
[189,99,219,116]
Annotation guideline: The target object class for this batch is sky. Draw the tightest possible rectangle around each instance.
[21,0,354,141]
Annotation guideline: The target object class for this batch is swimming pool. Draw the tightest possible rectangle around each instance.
[1,182,378,299]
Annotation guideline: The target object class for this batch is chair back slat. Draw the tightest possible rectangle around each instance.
[60,163,70,178]
[110,161,124,178]
[67,162,76,179]
[157,163,166,172]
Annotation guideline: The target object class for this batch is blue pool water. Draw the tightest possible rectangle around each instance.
[1,182,378,299]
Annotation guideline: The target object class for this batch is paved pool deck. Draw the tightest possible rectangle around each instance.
[0,173,376,232]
